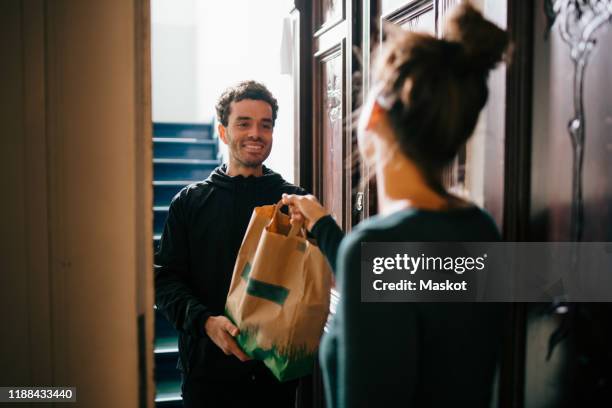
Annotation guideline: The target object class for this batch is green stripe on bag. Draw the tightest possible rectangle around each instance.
[246,278,289,306]
[241,262,251,280]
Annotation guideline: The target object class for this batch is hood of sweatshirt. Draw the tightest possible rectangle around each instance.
[205,164,288,192]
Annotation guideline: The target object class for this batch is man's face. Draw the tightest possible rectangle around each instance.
[219,99,274,168]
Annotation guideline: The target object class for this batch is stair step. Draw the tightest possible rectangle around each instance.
[154,180,195,186]
[155,309,178,339]
[154,158,219,165]
[153,159,219,181]
[155,347,181,383]
[154,137,216,145]
[153,181,192,207]
[156,400,183,408]
[154,312,181,384]
[153,234,161,252]
[155,379,182,403]
[155,336,178,354]
[154,122,213,139]
[153,208,169,236]
[154,138,217,160]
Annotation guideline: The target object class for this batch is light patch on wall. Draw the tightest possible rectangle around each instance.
[152,0,295,183]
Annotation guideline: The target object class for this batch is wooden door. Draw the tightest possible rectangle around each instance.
[311,0,360,231]
[292,3,362,405]
[524,1,612,406]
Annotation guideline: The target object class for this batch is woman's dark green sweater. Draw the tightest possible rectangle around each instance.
[311,207,507,408]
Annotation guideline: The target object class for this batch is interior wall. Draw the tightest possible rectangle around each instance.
[151,0,199,122]
[151,0,296,183]
[0,0,153,406]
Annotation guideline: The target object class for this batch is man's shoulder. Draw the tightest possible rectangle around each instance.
[262,166,308,196]
[172,180,213,207]
[272,178,307,196]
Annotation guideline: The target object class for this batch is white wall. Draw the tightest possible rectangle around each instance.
[152,0,296,182]
[151,0,199,122]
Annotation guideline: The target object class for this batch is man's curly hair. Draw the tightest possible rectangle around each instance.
[215,80,279,127]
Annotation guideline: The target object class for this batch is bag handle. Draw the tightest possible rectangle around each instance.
[270,199,304,238]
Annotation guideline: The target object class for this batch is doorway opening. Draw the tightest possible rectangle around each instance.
[150,1,298,404]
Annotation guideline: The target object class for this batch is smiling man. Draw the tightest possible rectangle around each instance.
[219,97,274,175]
[155,81,306,407]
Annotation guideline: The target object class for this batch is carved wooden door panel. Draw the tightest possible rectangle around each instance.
[311,0,359,231]
[524,1,612,407]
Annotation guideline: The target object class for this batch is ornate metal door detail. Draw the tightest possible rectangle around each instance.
[326,71,342,124]
[545,0,612,241]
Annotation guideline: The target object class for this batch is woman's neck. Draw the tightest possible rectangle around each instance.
[375,153,449,216]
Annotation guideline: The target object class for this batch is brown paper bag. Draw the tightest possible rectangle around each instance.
[225,200,332,381]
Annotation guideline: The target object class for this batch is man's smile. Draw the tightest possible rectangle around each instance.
[242,141,265,152]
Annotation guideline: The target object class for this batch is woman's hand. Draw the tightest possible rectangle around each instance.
[282,193,328,232]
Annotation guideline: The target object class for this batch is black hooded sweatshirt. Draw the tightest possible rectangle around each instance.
[154,164,307,380]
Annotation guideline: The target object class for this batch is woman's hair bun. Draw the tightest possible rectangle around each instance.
[443,1,510,72]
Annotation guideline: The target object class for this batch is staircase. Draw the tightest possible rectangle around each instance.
[153,122,221,407]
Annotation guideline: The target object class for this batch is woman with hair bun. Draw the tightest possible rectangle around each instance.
[283,2,510,407]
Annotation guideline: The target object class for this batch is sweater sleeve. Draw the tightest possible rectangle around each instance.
[154,192,212,337]
[310,215,345,273]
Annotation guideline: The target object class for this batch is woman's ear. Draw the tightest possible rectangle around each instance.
[358,100,387,165]
[366,100,389,132]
